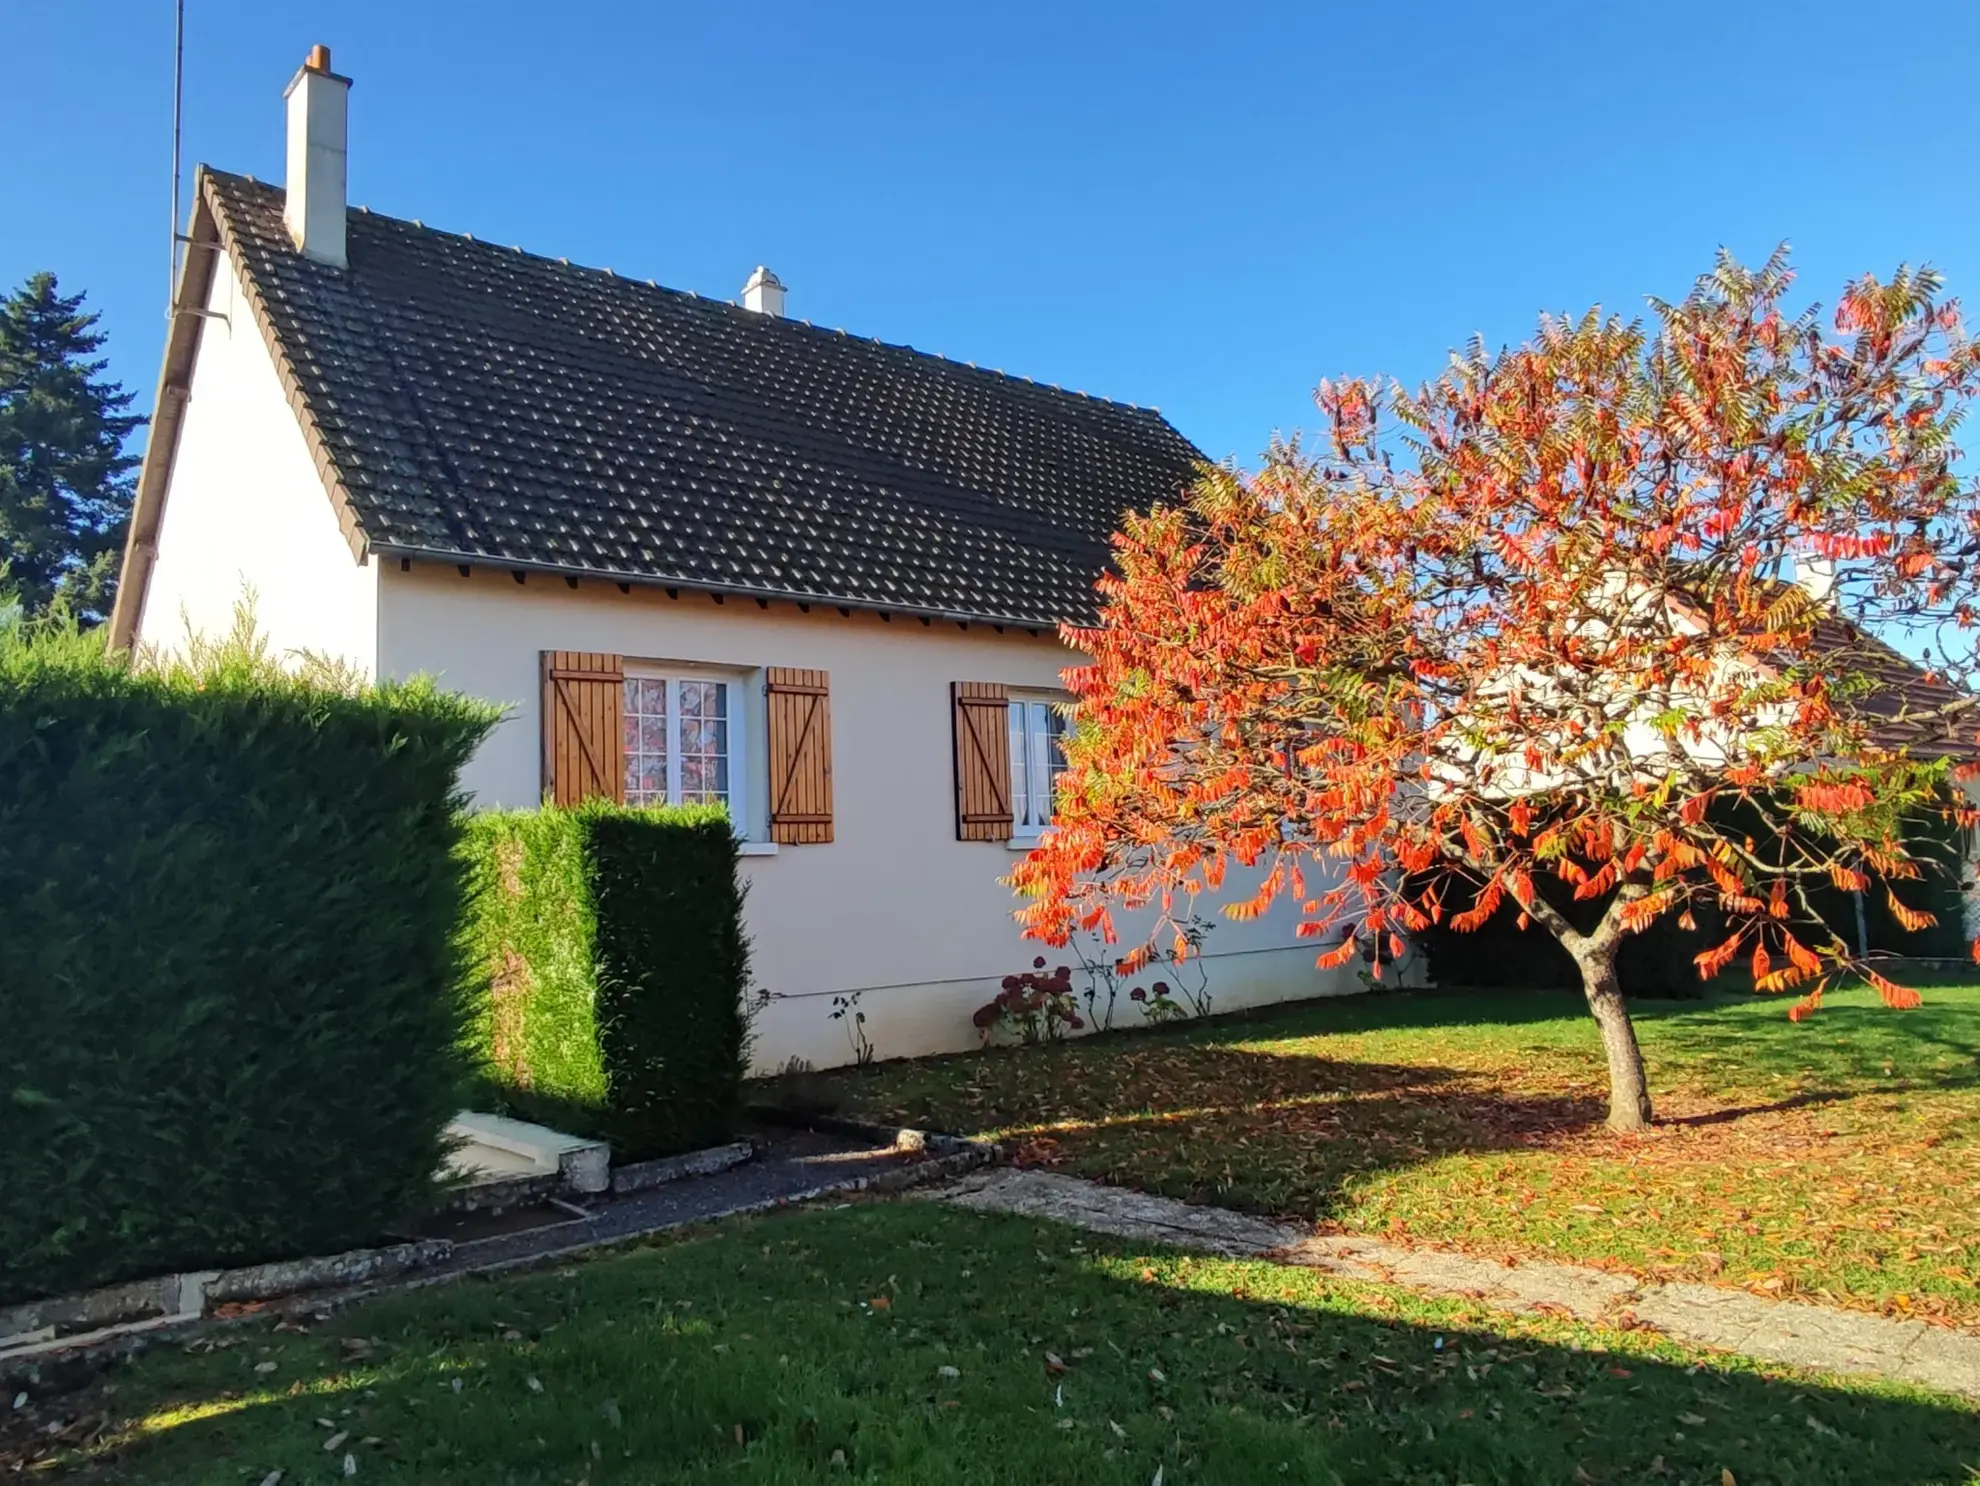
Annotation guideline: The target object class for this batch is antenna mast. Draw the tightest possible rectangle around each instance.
[169,0,185,313]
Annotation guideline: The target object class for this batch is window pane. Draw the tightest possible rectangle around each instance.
[1009,701,1031,829]
[1044,706,1067,823]
[624,679,667,804]
[1028,702,1053,826]
[678,680,729,807]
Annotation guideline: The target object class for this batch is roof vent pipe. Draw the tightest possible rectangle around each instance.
[741,265,785,316]
[284,44,350,268]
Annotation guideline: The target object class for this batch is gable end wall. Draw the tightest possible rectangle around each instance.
[134,249,378,672]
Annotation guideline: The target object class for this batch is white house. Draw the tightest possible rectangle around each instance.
[111,48,1351,1070]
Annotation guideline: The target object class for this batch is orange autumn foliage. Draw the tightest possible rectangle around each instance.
[1015,251,1980,1044]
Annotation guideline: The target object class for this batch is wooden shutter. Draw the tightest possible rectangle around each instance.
[953,682,1013,841]
[766,667,833,843]
[541,651,625,806]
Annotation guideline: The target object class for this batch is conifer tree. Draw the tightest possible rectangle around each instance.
[0,273,143,620]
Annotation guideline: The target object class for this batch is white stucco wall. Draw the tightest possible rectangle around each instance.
[378,564,1357,1070]
[134,250,378,672]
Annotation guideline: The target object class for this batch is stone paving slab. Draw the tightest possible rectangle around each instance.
[935,1168,1980,1402]
[942,1167,1299,1256]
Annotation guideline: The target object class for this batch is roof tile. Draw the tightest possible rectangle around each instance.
[202,168,1201,627]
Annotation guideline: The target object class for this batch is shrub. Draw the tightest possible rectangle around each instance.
[0,615,497,1304]
[973,959,1083,1044]
[463,802,750,1160]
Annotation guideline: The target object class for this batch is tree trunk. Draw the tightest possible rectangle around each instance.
[1575,946,1654,1132]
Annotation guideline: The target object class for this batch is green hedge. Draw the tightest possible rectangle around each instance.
[1411,800,1970,995]
[0,622,496,1304]
[463,803,750,1160]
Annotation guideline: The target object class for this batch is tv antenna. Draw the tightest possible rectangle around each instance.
[168,0,185,312]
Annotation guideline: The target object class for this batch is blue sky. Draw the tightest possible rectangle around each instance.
[5,1,1976,466]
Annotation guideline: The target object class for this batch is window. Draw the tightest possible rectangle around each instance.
[623,673,740,816]
[1009,696,1068,837]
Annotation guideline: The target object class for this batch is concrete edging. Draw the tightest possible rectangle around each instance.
[0,1135,775,1385]
[611,1140,755,1195]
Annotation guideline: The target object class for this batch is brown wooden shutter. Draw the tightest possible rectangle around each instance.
[541,651,625,806]
[766,667,833,843]
[952,681,1013,841]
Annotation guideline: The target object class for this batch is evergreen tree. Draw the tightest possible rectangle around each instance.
[0,273,144,621]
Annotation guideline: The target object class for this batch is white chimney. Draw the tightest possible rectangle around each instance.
[1794,552,1837,605]
[741,265,786,316]
[284,44,350,268]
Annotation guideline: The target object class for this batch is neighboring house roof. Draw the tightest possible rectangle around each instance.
[1808,615,1977,761]
[114,167,1204,645]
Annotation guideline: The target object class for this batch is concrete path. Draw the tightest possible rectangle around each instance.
[935,1167,1980,1403]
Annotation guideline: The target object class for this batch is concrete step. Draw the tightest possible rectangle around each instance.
[444,1112,610,1194]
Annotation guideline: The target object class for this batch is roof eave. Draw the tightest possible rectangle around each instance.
[370,542,1090,635]
[108,180,226,652]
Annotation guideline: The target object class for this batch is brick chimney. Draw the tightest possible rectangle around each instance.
[284,44,350,268]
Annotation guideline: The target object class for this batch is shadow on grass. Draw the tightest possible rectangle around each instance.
[18,1203,1977,1486]
[802,1041,1609,1220]
[1661,1089,1854,1127]
[759,982,1980,1236]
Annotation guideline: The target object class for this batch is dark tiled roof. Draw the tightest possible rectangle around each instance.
[1810,616,1978,760]
[200,169,1202,627]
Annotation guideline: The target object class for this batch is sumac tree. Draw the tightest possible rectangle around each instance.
[1015,251,1980,1131]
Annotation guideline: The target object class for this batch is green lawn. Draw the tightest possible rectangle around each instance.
[816,979,1980,1325]
[16,1203,1979,1484]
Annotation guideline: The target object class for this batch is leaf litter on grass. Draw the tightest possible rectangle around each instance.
[826,985,1980,1325]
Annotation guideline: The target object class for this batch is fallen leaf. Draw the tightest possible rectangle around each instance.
[253,1361,278,1375]
[342,1454,357,1478]
[600,1399,622,1429]
[1679,1412,1707,1427]
[322,1431,349,1453]
[869,1296,891,1311]
[1045,1352,1069,1375]
[526,1376,543,1394]
[256,1474,283,1486]
[1721,1472,1736,1486]
[937,1365,960,1380]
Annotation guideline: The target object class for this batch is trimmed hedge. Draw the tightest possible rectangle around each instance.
[0,623,496,1304]
[1411,801,1970,995]
[463,803,750,1160]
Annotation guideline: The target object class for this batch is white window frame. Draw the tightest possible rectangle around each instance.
[622,664,751,836]
[1008,692,1069,844]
